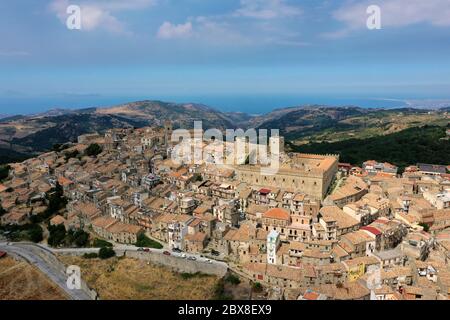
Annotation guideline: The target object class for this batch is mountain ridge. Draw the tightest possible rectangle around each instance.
[0,99,448,164]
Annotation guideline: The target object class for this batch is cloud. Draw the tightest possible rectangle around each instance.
[49,0,157,34]
[328,0,450,37]
[234,0,302,19]
[0,50,30,57]
[157,21,193,39]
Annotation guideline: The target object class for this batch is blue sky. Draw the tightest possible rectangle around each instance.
[1,0,450,114]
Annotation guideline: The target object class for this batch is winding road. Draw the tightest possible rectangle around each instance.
[0,242,94,300]
[1,241,228,300]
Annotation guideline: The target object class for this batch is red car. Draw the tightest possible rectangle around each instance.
[143,248,150,252]
[163,251,171,256]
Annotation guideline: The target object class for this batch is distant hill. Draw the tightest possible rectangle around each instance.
[10,113,149,152]
[290,125,450,170]
[95,100,242,129]
[0,147,30,165]
[0,100,249,163]
[0,99,448,165]
[255,106,449,143]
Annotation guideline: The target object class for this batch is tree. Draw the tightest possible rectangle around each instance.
[74,231,89,247]
[0,165,11,181]
[83,252,98,259]
[252,282,263,293]
[85,143,103,157]
[48,224,66,247]
[41,182,68,221]
[92,238,113,248]
[28,224,43,243]
[225,274,241,285]
[99,247,116,259]
[193,173,203,182]
[135,233,163,249]
[419,223,430,232]
[64,150,80,161]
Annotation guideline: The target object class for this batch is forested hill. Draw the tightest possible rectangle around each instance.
[290,125,450,170]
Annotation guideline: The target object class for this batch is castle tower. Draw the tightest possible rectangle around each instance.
[269,135,284,154]
[164,120,173,146]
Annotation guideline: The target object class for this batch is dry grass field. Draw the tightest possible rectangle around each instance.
[0,256,67,300]
[59,256,220,300]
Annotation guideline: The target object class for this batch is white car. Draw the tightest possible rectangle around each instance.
[181,253,187,259]
[206,259,213,264]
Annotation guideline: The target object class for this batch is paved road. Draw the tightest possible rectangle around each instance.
[0,242,94,300]
[52,244,228,269]
[1,241,228,298]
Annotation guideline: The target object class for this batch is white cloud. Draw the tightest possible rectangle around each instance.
[49,0,157,33]
[157,21,193,39]
[0,50,30,57]
[331,0,450,35]
[234,0,302,19]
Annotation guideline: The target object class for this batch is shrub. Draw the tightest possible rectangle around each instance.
[99,247,116,259]
[419,223,430,232]
[83,252,99,259]
[180,272,208,280]
[92,238,113,248]
[67,229,90,247]
[213,279,233,300]
[28,224,43,243]
[85,143,103,157]
[64,150,80,161]
[225,274,241,285]
[0,165,11,181]
[48,224,66,247]
[135,233,163,249]
[252,282,263,293]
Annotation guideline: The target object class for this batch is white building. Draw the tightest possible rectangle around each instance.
[267,230,281,265]
[423,190,450,210]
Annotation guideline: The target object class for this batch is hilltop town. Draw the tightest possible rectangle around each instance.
[1,122,450,300]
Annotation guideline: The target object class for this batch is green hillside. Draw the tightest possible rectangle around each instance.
[290,125,450,170]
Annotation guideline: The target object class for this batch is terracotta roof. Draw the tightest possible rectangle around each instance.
[58,176,73,187]
[107,222,142,234]
[185,232,207,242]
[263,207,290,221]
[303,291,320,300]
[92,216,118,229]
[361,226,382,236]
[50,215,66,226]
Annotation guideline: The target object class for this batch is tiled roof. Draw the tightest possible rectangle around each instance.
[263,207,290,221]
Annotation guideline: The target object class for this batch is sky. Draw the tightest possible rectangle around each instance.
[1,0,450,114]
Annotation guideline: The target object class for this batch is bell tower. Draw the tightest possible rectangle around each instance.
[164,120,173,146]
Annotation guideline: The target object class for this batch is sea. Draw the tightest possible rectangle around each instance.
[0,93,418,117]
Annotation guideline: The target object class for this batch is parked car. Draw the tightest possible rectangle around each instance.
[163,251,171,256]
[181,253,187,259]
[143,248,150,252]
[172,248,182,253]
[206,259,213,264]
[187,256,197,261]
[137,247,144,252]
[211,250,220,256]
